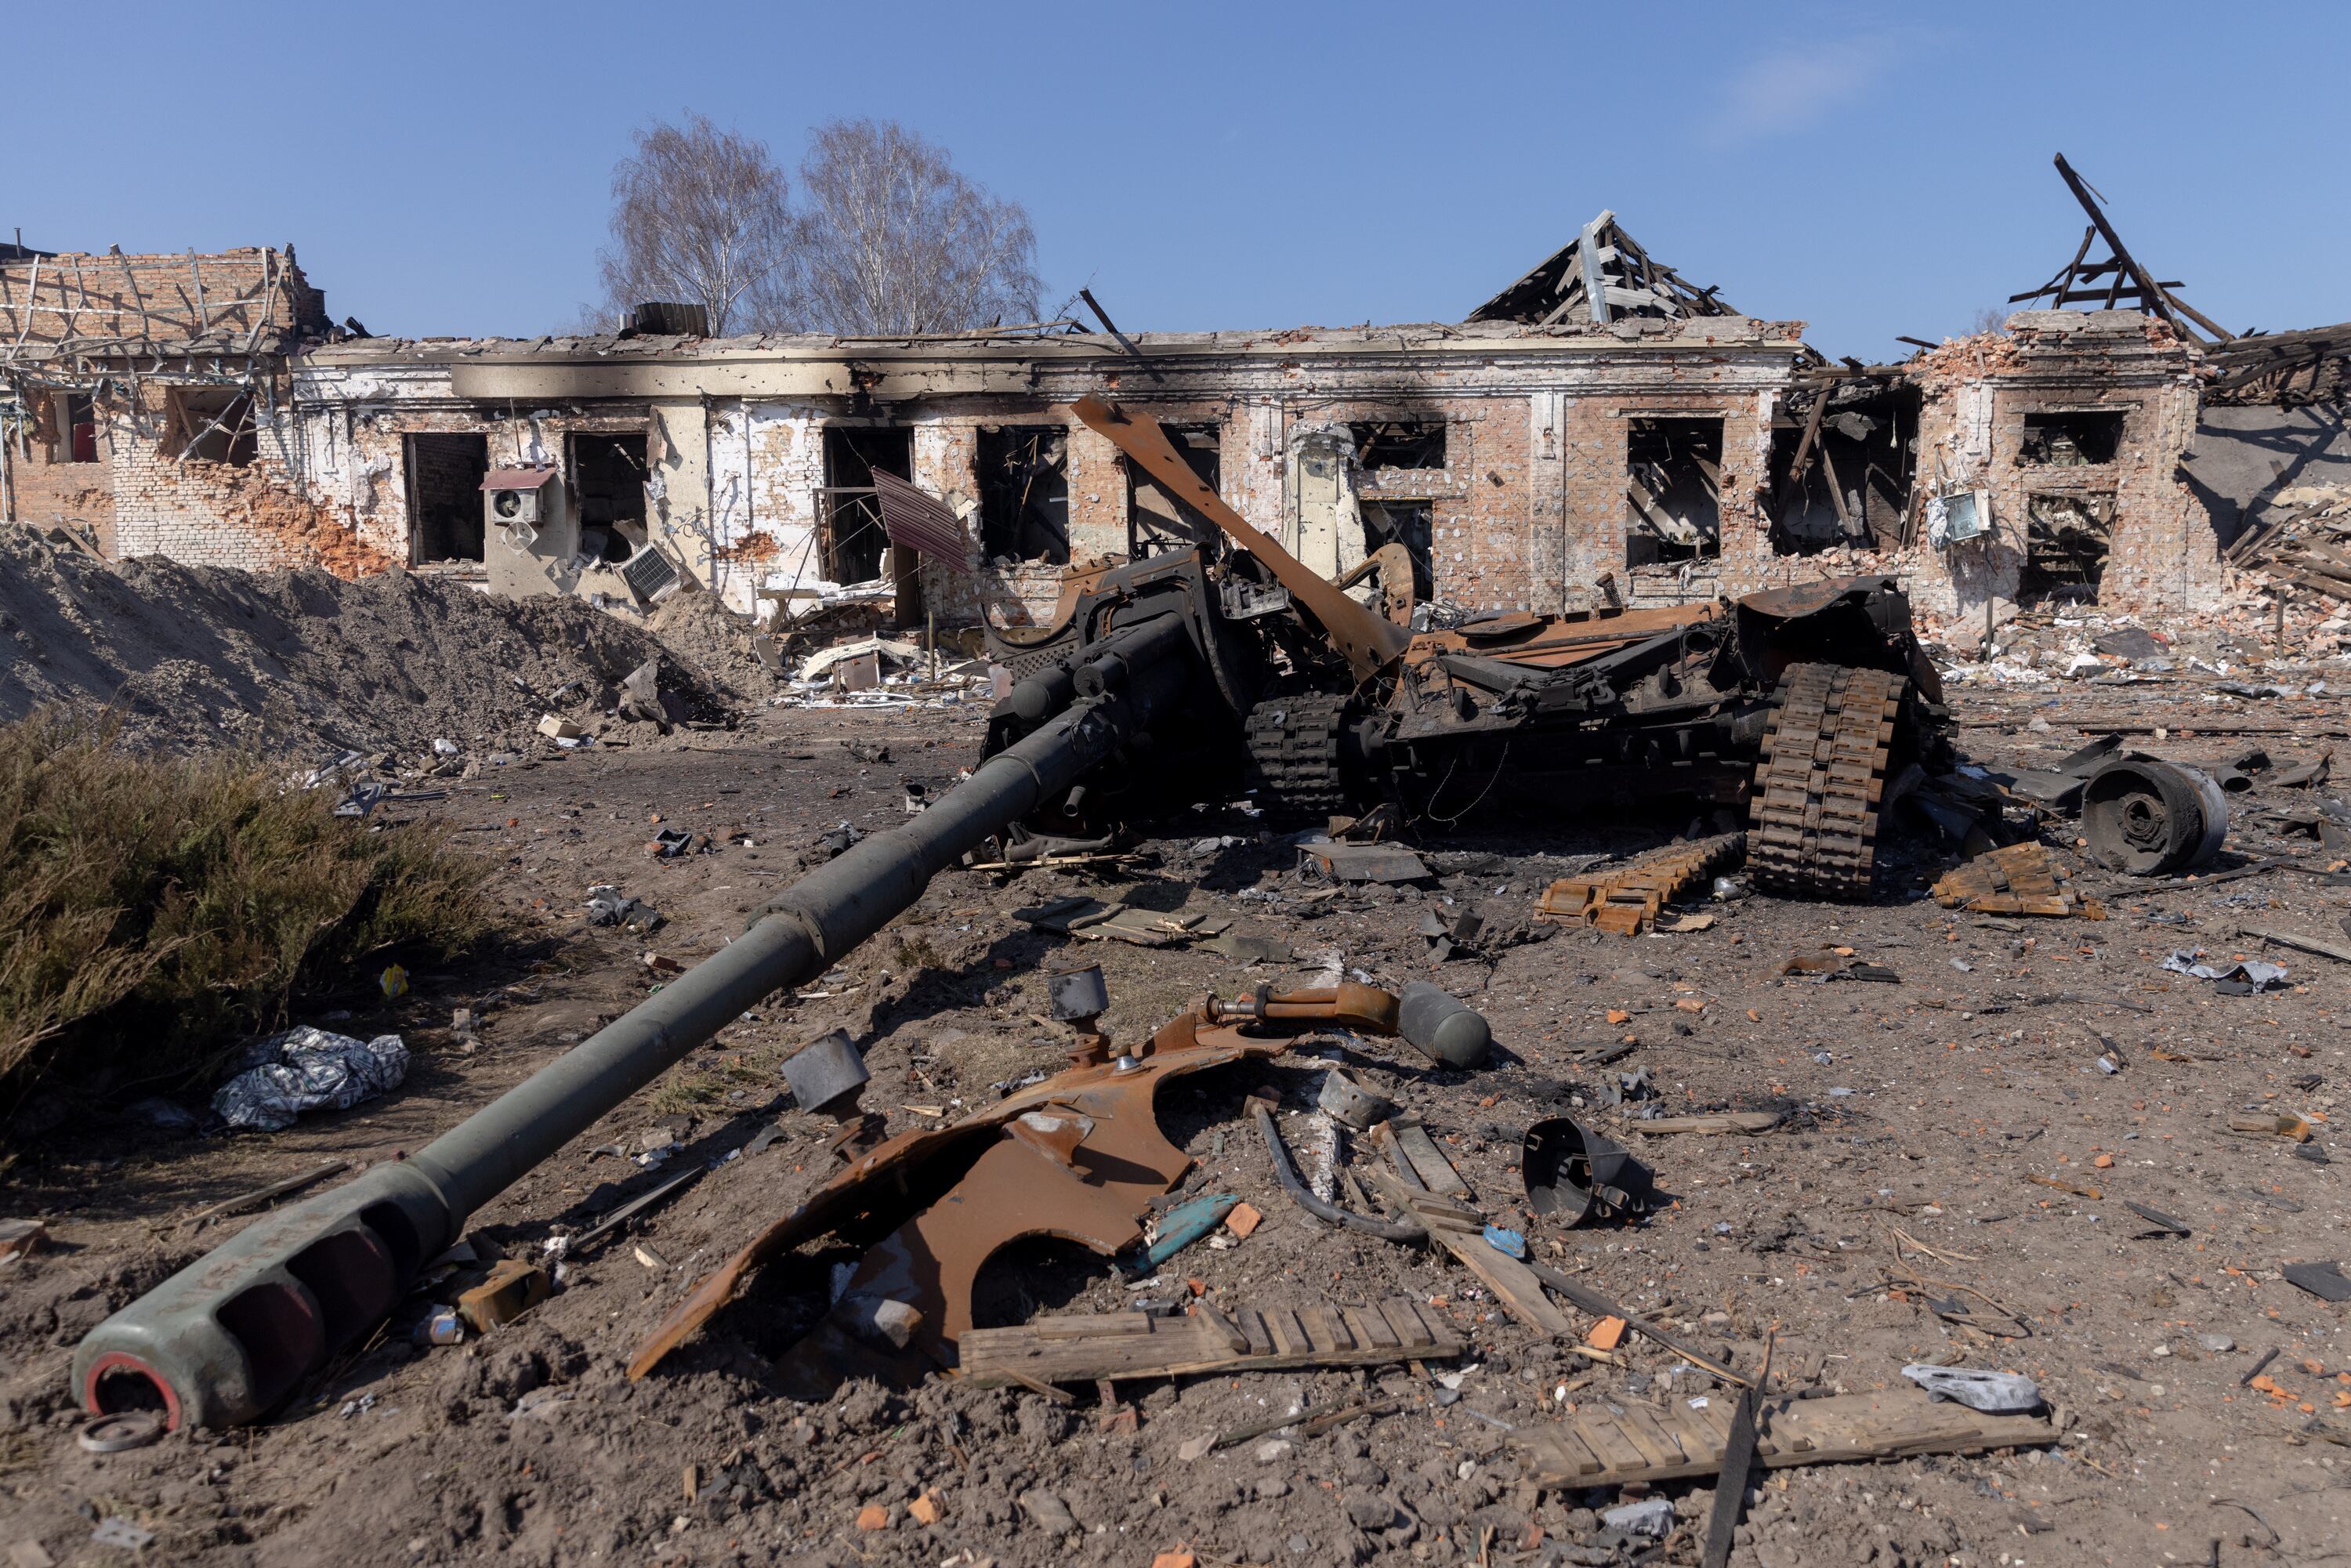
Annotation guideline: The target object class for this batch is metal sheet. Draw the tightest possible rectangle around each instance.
[870,469,971,573]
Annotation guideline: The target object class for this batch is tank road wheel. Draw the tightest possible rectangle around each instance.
[1245,693,1351,819]
[1748,663,1907,900]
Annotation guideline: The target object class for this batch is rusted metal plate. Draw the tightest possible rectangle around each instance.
[1071,396,1407,682]
[628,1006,1342,1382]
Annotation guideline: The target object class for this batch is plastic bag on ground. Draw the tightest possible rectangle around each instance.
[212,1026,410,1132]
[1901,1363,2041,1413]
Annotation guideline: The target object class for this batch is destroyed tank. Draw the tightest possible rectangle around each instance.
[988,397,1951,898]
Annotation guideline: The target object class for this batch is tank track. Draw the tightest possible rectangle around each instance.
[1245,693,1352,818]
[1748,663,1906,900]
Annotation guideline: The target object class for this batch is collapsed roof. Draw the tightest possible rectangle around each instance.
[1466,211,1737,327]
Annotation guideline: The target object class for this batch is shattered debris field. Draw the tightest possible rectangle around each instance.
[5,599,2350,1568]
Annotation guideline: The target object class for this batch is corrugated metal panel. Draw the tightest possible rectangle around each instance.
[869,469,971,574]
[480,467,557,491]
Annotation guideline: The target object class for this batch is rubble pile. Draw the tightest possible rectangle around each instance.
[0,529,730,761]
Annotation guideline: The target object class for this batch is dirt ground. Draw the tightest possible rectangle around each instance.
[5,668,2351,1568]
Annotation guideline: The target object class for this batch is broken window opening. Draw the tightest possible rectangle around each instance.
[2019,409,2124,467]
[2020,493,2115,605]
[56,392,98,463]
[821,427,916,619]
[1127,423,1222,559]
[1350,419,1447,471]
[1625,417,1722,566]
[1769,386,1918,556]
[568,432,650,564]
[976,425,1070,564]
[167,387,255,466]
[404,432,490,563]
[1360,501,1435,600]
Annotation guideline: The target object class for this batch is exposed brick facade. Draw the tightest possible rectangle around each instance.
[2,255,2230,629]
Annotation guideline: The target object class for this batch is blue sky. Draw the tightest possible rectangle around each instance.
[5,2,2344,360]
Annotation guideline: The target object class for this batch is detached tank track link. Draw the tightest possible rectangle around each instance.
[1747,662,1906,900]
[1244,693,1352,817]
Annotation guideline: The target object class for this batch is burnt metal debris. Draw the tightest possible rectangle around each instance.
[72,397,2275,1459]
[1521,1116,1655,1226]
[2081,755,2230,875]
[1003,399,1950,904]
[71,585,1208,1429]
[630,982,1423,1387]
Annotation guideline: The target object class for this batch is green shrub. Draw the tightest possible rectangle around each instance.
[0,711,495,1112]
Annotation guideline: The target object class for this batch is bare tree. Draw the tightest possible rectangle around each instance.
[789,118,1041,336]
[1968,305,2012,336]
[598,113,795,336]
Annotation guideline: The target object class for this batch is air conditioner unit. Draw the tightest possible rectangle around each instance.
[488,484,543,527]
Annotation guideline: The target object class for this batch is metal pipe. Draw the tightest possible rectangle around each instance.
[71,617,1195,1431]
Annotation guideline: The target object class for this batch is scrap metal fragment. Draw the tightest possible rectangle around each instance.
[1931,842,2105,919]
[1538,833,1746,936]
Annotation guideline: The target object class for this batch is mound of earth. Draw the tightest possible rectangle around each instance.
[0,530,731,761]
[647,583,780,694]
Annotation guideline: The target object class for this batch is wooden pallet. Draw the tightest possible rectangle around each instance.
[1513,1387,2056,1487]
[1538,833,1745,936]
[958,1297,1465,1387]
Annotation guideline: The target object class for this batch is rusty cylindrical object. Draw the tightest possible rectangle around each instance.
[71,616,1197,1432]
[2080,757,2228,876]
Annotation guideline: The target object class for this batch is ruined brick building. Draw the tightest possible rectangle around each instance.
[5,201,2340,632]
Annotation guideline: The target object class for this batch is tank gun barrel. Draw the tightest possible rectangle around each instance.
[71,614,1197,1431]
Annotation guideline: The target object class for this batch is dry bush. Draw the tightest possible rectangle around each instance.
[0,711,494,1111]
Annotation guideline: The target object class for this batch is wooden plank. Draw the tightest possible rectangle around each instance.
[1034,1314,1150,1339]
[1528,1425,1609,1480]
[1361,1164,1577,1337]
[1614,1403,1693,1468]
[1576,1416,1651,1475]
[1194,1301,1248,1355]
[1389,1121,1471,1197]
[1680,1398,1738,1450]
[958,1299,1464,1388]
[1516,1389,2057,1487]
[2237,922,2351,965]
[1380,1299,1435,1349]
[1347,1306,1396,1350]
[1299,1306,1347,1353]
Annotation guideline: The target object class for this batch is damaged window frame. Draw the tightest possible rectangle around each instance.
[976,423,1071,566]
[565,429,653,567]
[1350,418,1447,473]
[819,425,916,587]
[1769,378,1920,556]
[2020,491,2117,605]
[404,430,491,565]
[1624,414,1724,567]
[54,389,100,464]
[2018,407,2126,468]
[165,385,256,467]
